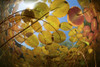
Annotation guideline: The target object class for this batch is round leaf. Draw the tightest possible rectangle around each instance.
[38,31,52,44]
[44,16,60,31]
[67,6,84,26]
[52,30,66,43]
[68,28,77,36]
[69,36,78,43]
[33,2,49,19]
[25,34,39,47]
[21,9,35,22]
[60,22,72,31]
[50,0,69,17]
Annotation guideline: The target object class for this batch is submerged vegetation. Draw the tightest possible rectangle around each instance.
[0,0,100,67]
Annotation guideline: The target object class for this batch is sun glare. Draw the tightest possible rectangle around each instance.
[17,0,42,11]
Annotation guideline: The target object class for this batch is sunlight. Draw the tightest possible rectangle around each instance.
[17,0,42,11]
